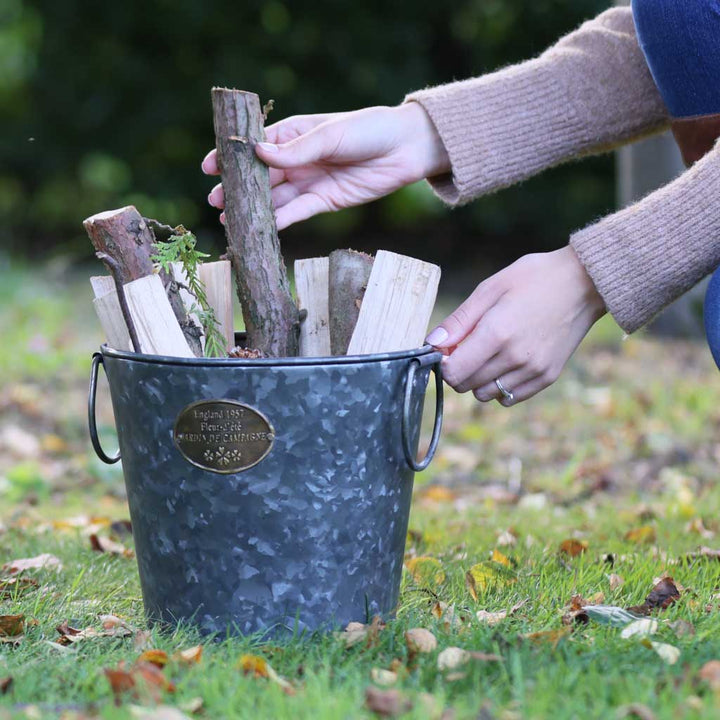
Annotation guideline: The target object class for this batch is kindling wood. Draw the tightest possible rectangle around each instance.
[294,257,331,357]
[346,251,441,356]
[198,260,234,353]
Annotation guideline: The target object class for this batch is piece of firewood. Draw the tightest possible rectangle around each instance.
[328,249,374,356]
[294,257,331,357]
[198,260,234,353]
[93,290,132,351]
[346,251,441,356]
[123,275,194,358]
[83,206,203,356]
[90,276,116,299]
[211,88,299,357]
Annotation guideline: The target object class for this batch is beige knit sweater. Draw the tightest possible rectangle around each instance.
[406,7,720,333]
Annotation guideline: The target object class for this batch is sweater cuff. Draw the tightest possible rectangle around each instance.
[570,144,720,333]
[405,60,586,206]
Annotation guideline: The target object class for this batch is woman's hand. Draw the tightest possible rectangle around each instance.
[426,246,607,405]
[202,103,450,230]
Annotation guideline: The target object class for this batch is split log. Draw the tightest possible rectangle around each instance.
[90,276,116,298]
[211,87,299,357]
[83,206,203,356]
[123,276,194,357]
[328,249,373,356]
[294,257,331,357]
[198,260,234,353]
[93,290,132,351]
[346,251,441,355]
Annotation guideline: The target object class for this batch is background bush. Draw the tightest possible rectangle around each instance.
[2,0,611,286]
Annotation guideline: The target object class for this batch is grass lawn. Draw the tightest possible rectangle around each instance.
[2,258,720,719]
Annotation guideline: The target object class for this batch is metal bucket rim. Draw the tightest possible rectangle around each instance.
[100,343,439,368]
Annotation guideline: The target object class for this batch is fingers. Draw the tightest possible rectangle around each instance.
[425,279,504,350]
[201,149,219,175]
[275,193,331,231]
[208,183,223,209]
[271,182,301,210]
[255,121,345,169]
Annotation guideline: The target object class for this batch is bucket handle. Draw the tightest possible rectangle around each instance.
[401,352,444,472]
[88,352,121,464]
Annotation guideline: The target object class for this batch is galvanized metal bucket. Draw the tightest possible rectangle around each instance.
[88,344,443,636]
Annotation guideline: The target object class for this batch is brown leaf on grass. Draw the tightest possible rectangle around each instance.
[628,576,681,615]
[490,549,511,567]
[105,665,138,702]
[365,686,412,717]
[133,630,152,651]
[624,526,656,545]
[681,546,720,563]
[238,654,294,694]
[562,595,590,626]
[340,616,386,649]
[110,519,133,538]
[0,677,12,695]
[405,628,437,654]
[90,533,134,558]
[405,556,445,587]
[370,668,398,687]
[609,573,625,591]
[0,614,24,637]
[0,576,38,598]
[105,659,176,705]
[134,661,176,693]
[129,706,193,720]
[100,614,136,635]
[56,615,135,644]
[173,644,203,665]
[138,649,169,668]
[476,599,526,627]
[466,562,516,601]
[523,627,572,649]
[616,703,656,720]
[699,660,720,690]
[2,553,62,573]
[559,539,588,557]
[437,647,471,671]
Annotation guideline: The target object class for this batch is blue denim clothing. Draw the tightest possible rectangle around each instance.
[632,0,720,366]
[632,0,720,118]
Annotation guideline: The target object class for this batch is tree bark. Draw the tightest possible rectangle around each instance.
[211,87,299,357]
[328,249,373,355]
[83,206,203,356]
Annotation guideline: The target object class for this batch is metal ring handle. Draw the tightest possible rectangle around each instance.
[88,353,121,464]
[401,354,444,472]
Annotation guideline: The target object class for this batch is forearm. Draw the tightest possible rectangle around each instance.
[571,144,720,333]
[406,7,669,205]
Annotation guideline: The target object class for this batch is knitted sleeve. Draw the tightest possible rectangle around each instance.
[570,143,720,333]
[405,7,669,205]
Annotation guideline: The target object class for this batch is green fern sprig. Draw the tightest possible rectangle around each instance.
[151,227,227,358]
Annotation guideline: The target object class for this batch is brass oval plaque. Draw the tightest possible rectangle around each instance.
[173,399,275,474]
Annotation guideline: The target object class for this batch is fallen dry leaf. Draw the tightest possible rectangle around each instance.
[645,640,680,665]
[129,706,192,720]
[370,668,398,687]
[238,654,294,694]
[405,628,437,654]
[466,561,516,601]
[629,576,681,615]
[365,686,411,717]
[417,485,457,503]
[0,614,24,637]
[437,647,470,671]
[476,609,508,626]
[609,573,625,591]
[90,533,134,558]
[523,627,572,649]
[173,644,203,665]
[559,539,588,557]
[138,649,169,668]
[105,660,175,704]
[699,660,720,690]
[405,556,445,587]
[0,677,12,695]
[0,576,38,599]
[496,529,518,547]
[620,619,658,639]
[490,549,511,567]
[668,619,695,638]
[686,518,714,539]
[624,526,657,545]
[616,703,656,720]
[3,553,62,573]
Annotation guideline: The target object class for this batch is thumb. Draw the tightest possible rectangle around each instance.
[425,280,503,349]
[255,124,342,168]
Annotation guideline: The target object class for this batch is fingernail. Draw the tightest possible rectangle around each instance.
[257,142,279,153]
[425,327,448,346]
[201,151,214,173]
[219,212,226,225]
[207,191,217,207]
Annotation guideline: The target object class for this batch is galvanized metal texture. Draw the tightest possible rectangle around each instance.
[92,345,443,637]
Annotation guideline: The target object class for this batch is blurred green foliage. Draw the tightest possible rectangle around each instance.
[2,0,609,278]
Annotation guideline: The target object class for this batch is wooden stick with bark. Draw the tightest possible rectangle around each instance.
[83,206,203,356]
[211,87,299,357]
